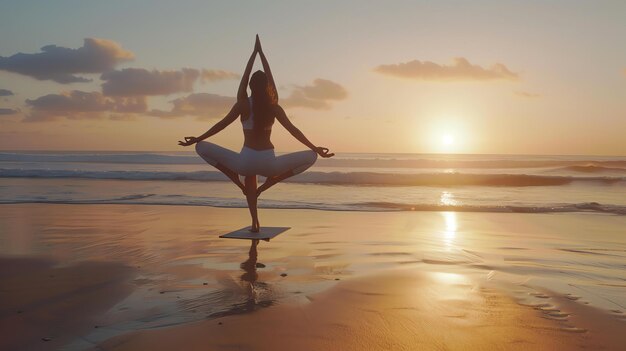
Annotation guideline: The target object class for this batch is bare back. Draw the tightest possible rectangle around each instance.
[239,99,275,151]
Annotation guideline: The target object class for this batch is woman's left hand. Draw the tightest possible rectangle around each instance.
[254,34,262,53]
[178,136,198,146]
[315,146,335,158]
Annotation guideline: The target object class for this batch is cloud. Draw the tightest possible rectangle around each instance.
[145,109,182,119]
[374,57,519,81]
[101,68,199,96]
[0,89,14,96]
[0,38,134,84]
[149,93,235,120]
[282,79,348,110]
[296,79,348,100]
[172,93,235,119]
[24,90,147,122]
[0,108,19,115]
[100,68,238,97]
[282,90,329,109]
[111,96,148,113]
[200,69,239,82]
[109,113,138,121]
[514,91,540,98]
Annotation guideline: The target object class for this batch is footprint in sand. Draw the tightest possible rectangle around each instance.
[564,293,581,301]
[529,292,550,299]
[560,326,587,333]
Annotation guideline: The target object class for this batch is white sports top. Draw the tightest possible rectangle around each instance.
[242,97,272,130]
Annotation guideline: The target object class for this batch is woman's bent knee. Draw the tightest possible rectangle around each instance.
[195,140,212,153]
[195,141,218,166]
[303,150,318,167]
[194,141,205,153]
[290,150,318,175]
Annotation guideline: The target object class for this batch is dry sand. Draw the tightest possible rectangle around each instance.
[0,204,624,350]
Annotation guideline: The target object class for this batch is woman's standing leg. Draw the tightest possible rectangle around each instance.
[245,175,260,232]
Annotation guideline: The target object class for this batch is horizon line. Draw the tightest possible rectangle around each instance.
[0,149,625,158]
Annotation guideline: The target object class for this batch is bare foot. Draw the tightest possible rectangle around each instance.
[250,220,260,233]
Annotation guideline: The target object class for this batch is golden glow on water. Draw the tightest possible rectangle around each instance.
[430,272,467,285]
[428,272,473,301]
[440,191,458,206]
[441,211,457,249]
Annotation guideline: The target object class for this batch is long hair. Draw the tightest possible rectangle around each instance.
[249,70,275,131]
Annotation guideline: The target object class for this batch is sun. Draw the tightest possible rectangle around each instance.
[422,118,468,153]
[442,134,454,146]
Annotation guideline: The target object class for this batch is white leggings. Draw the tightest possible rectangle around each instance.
[195,141,318,178]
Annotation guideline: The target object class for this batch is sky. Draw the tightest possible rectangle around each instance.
[1,0,625,155]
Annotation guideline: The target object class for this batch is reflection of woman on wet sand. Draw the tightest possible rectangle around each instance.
[239,240,273,312]
[179,36,334,232]
[240,240,259,309]
[240,240,260,285]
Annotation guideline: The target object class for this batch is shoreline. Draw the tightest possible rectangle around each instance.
[2,200,625,216]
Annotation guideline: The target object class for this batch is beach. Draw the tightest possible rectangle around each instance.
[1,203,624,350]
[4,1,626,349]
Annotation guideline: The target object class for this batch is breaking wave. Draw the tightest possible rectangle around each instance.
[1,168,624,187]
[2,152,626,169]
[557,165,626,173]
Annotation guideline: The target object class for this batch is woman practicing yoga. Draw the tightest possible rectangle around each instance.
[178,35,334,232]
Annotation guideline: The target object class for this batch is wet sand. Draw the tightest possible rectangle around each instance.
[0,204,624,350]
[102,270,624,351]
[0,257,134,351]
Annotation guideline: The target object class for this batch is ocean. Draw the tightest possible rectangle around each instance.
[1,151,625,215]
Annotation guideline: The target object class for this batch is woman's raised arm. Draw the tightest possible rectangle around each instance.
[237,40,258,101]
[178,102,241,146]
[256,35,278,104]
[274,104,334,158]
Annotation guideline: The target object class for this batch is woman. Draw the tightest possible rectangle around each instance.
[178,36,334,232]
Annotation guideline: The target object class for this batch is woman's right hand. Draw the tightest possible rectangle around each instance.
[178,136,198,147]
[254,34,262,53]
[315,147,335,158]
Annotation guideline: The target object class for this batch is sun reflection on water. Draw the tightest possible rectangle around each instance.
[440,191,458,206]
[431,271,467,285]
[441,211,457,249]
